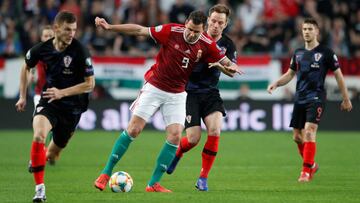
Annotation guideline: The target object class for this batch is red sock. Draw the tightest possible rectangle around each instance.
[297,143,304,158]
[31,142,46,185]
[200,135,219,178]
[302,142,316,173]
[175,136,196,158]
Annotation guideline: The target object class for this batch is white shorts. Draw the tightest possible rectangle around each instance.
[130,83,187,127]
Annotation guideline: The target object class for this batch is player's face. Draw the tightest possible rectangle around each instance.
[184,20,204,43]
[207,12,227,38]
[302,23,318,43]
[41,29,54,42]
[55,22,77,45]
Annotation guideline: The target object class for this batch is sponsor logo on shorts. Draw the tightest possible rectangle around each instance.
[36,106,44,113]
[186,115,192,123]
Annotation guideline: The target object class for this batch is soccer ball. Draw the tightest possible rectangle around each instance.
[109,171,133,192]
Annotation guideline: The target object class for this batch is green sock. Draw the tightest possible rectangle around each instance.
[148,141,178,186]
[101,131,134,176]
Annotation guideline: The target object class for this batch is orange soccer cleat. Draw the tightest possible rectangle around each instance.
[94,174,110,191]
[145,183,172,192]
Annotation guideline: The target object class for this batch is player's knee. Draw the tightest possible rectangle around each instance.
[33,132,47,142]
[207,127,221,137]
[126,126,142,138]
[187,134,200,145]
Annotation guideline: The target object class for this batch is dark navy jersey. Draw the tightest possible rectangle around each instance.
[186,34,237,93]
[290,45,339,104]
[25,38,94,114]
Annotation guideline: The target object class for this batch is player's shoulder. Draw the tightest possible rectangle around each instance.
[316,44,335,56]
[220,34,234,44]
[199,32,214,45]
[167,23,185,33]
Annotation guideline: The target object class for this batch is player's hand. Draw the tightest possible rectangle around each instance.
[340,99,352,112]
[267,83,277,94]
[15,97,26,112]
[95,17,110,30]
[43,87,64,103]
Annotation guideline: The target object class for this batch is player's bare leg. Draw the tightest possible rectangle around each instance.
[46,140,62,165]
[95,115,144,191]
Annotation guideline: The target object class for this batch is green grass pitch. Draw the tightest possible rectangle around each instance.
[1,130,360,202]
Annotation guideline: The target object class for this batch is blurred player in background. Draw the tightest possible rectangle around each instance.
[267,18,352,182]
[94,10,242,192]
[15,11,94,202]
[30,25,54,108]
[166,4,237,191]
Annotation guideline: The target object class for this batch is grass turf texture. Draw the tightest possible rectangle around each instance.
[1,130,359,203]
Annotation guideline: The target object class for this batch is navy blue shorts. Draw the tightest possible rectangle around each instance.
[185,91,226,129]
[290,102,325,129]
[34,102,81,148]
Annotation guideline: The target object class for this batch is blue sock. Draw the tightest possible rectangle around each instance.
[101,131,134,176]
[148,141,178,186]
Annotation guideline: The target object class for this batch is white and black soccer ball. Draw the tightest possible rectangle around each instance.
[109,171,133,192]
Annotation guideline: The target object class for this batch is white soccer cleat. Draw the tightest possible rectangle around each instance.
[33,183,46,202]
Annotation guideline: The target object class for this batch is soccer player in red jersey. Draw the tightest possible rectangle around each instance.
[94,11,242,192]
[166,4,237,191]
[267,18,352,182]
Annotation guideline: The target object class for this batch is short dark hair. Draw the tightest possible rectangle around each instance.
[209,4,231,20]
[186,10,207,26]
[303,18,319,28]
[54,11,77,25]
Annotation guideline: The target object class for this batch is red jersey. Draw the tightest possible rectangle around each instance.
[34,61,46,95]
[146,23,226,93]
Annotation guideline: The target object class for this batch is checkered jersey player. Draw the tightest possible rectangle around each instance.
[15,11,95,202]
[267,18,352,182]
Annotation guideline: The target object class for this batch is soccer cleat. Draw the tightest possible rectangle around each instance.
[310,163,319,179]
[195,177,208,191]
[94,174,110,191]
[33,184,46,202]
[166,156,181,174]
[145,183,172,192]
[298,171,311,182]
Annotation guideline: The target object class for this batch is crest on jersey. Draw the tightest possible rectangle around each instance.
[314,53,322,62]
[155,25,163,32]
[64,55,72,67]
[220,47,227,55]
[186,115,192,123]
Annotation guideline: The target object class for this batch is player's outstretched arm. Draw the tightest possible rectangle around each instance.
[95,17,149,37]
[15,64,31,112]
[43,76,95,103]
[333,68,352,112]
[208,62,234,77]
[267,68,296,94]
[216,57,244,75]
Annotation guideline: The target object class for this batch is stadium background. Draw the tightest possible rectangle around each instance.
[0,1,359,202]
